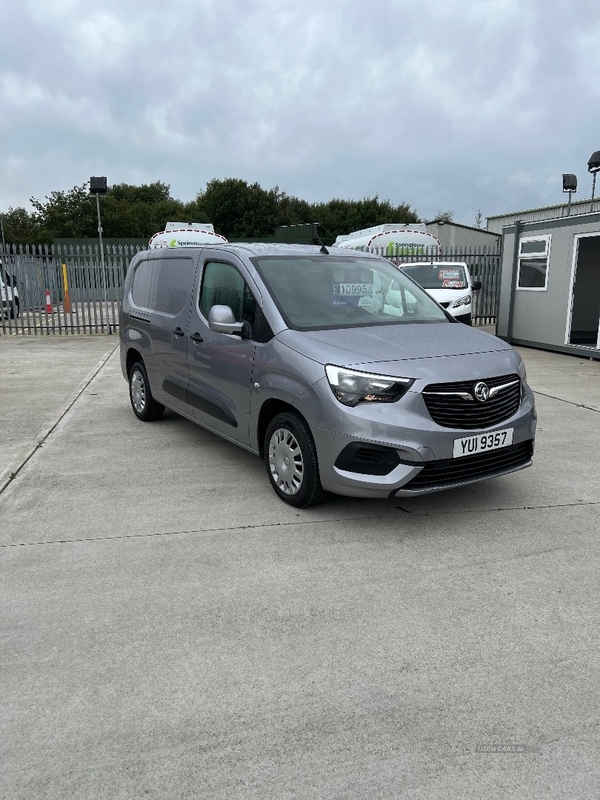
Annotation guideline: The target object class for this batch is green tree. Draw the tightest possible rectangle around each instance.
[8,178,421,244]
[101,182,185,237]
[1,207,39,245]
[30,184,97,241]
[310,196,419,241]
[432,210,454,224]
[27,181,185,241]
[191,178,284,238]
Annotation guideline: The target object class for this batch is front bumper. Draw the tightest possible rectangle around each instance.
[310,381,537,499]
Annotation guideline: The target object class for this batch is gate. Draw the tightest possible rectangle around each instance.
[1,244,145,336]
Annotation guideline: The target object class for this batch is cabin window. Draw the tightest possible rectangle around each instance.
[517,236,551,291]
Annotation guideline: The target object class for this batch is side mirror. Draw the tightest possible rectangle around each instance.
[472,280,482,291]
[208,304,247,337]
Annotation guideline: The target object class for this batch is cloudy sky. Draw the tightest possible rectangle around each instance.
[1,0,599,226]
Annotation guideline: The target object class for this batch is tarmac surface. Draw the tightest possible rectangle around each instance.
[1,331,599,799]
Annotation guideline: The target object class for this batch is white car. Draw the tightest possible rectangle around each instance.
[399,261,481,324]
[0,261,20,319]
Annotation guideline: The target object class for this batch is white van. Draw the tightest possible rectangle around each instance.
[149,222,228,249]
[399,262,481,325]
[0,260,20,319]
[333,224,441,257]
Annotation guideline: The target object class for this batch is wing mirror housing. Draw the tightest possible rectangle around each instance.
[208,305,250,338]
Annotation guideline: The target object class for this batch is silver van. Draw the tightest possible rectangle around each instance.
[119,244,536,507]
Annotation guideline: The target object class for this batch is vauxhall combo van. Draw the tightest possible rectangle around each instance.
[119,243,536,507]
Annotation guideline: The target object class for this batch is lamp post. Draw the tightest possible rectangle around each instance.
[89,177,110,332]
[588,151,600,211]
[562,174,577,216]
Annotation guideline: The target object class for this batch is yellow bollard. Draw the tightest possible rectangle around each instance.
[61,263,71,313]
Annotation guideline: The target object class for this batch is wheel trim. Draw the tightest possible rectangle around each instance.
[131,370,146,414]
[268,428,304,495]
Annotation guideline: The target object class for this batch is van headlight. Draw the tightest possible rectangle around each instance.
[516,358,528,400]
[325,365,414,407]
[451,294,471,309]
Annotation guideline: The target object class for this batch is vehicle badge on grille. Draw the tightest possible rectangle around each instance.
[473,381,490,402]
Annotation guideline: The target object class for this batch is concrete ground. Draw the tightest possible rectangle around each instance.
[1,332,599,799]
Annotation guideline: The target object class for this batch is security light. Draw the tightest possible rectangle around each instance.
[587,151,600,173]
[89,176,108,194]
[588,151,600,203]
[562,174,577,215]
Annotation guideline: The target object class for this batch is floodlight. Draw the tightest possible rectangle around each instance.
[587,151,600,173]
[562,174,577,192]
[89,176,108,194]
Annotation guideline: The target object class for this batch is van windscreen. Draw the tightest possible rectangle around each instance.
[252,256,450,331]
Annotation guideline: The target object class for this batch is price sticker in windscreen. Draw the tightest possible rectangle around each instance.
[438,268,460,280]
[332,282,373,306]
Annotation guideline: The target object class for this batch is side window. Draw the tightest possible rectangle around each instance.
[154,257,194,315]
[517,236,551,290]
[131,260,158,309]
[200,262,256,325]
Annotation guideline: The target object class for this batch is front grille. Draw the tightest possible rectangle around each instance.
[403,440,533,491]
[422,373,521,429]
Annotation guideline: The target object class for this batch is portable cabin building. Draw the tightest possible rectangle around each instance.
[496,210,600,359]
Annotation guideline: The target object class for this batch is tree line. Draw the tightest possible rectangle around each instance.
[1,178,420,245]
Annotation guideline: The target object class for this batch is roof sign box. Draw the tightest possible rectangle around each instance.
[149,226,228,249]
[164,221,216,232]
[333,224,441,255]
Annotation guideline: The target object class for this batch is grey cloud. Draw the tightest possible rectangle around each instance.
[1,0,599,224]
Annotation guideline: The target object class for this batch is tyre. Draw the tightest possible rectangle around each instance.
[264,412,326,508]
[128,361,165,422]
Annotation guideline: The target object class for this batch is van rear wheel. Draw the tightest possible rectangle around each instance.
[264,412,326,508]
[128,361,165,422]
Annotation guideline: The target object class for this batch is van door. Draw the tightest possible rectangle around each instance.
[148,254,197,414]
[186,258,258,445]
[124,253,197,415]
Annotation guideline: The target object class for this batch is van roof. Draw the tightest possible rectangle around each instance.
[199,242,391,258]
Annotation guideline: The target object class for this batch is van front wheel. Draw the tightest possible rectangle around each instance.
[264,412,326,508]
[128,361,165,422]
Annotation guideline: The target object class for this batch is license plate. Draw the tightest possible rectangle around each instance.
[453,427,514,458]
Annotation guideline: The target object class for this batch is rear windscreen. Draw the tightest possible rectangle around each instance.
[401,264,468,290]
